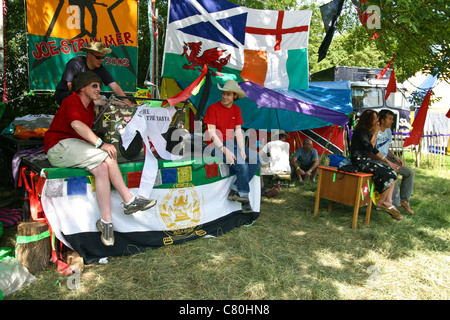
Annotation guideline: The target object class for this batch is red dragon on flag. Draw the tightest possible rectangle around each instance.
[182,41,231,76]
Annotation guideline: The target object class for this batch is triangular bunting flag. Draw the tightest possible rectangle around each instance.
[164,64,209,107]
[385,67,397,100]
[377,55,395,79]
[403,88,432,148]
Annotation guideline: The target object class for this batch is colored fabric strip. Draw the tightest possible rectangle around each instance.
[162,168,177,184]
[16,230,50,244]
[177,166,192,183]
[127,171,143,189]
[67,176,87,195]
[205,163,219,178]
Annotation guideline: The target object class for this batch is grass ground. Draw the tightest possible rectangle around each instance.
[1,152,449,301]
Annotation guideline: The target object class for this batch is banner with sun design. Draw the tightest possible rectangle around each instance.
[26,0,138,92]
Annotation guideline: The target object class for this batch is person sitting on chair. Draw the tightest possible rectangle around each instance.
[290,138,319,182]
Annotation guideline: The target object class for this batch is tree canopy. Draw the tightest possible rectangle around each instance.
[351,0,449,83]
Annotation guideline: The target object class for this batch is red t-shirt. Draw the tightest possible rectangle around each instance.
[44,92,95,153]
[203,101,244,142]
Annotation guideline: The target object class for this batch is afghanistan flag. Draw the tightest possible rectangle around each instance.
[41,160,260,264]
[162,0,312,90]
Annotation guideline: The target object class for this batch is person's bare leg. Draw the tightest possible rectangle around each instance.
[90,162,113,223]
[377,183,403,219]
[103,156,134,204]
[377,183,396,208]
[311,167,318,182]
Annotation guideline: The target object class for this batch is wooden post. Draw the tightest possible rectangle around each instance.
[16,222,51,274]
[426,131,430,167]
[314,168,323,217]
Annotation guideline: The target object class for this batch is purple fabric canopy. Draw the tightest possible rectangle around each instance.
[238,81,349,127]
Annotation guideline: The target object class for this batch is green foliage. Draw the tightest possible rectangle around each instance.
[0,0,58,130]
[353,0,450,83]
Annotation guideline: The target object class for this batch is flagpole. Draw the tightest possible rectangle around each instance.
[155,7,160,96]
[1,0,7,103]
[147,0,153,86]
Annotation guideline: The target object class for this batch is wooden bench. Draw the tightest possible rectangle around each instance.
[314,166,374,229]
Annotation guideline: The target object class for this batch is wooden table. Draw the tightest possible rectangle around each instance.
[314,166,374,229]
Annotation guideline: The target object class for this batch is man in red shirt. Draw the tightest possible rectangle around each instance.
[45,71,156,246]
[203,80,261,213]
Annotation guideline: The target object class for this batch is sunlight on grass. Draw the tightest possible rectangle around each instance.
[3,153,449,300]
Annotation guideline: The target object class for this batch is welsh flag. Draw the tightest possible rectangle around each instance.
[162,0,312,90]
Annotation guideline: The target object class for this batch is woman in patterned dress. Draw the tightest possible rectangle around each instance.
[351,109,403,220]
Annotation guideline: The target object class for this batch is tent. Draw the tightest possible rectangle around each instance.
[171,79,353,155]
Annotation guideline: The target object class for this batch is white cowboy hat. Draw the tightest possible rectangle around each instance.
[276,130,289,139]
[217,80,246,98]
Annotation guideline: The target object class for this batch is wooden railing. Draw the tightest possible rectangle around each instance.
[392,131,449,169]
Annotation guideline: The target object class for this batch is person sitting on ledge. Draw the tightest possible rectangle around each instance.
[44,71,157,246]
[203,80,261,213]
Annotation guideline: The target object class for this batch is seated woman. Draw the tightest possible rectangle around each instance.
[350,109,403,220]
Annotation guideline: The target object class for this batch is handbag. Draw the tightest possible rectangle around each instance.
[328,154,346,167]
[338,164,358,173]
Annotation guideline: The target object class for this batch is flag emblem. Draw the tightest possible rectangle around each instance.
[157,185,205,244]
[182,42,231,76]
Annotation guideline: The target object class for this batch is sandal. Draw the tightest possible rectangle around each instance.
[382,206,403,221]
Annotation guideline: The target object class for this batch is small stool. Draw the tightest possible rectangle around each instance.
[314,166,374,229]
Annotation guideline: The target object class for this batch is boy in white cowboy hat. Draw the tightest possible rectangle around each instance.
[55,41,130,105]
[203,80,261,213]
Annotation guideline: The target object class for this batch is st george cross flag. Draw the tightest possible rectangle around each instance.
[162,0,312,90]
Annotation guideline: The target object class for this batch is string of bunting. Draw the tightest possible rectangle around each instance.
[44,162,231,197]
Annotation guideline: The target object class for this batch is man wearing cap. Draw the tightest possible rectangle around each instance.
[55,41,129,105]
[45,71,157,246]
[203,80,261,213]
